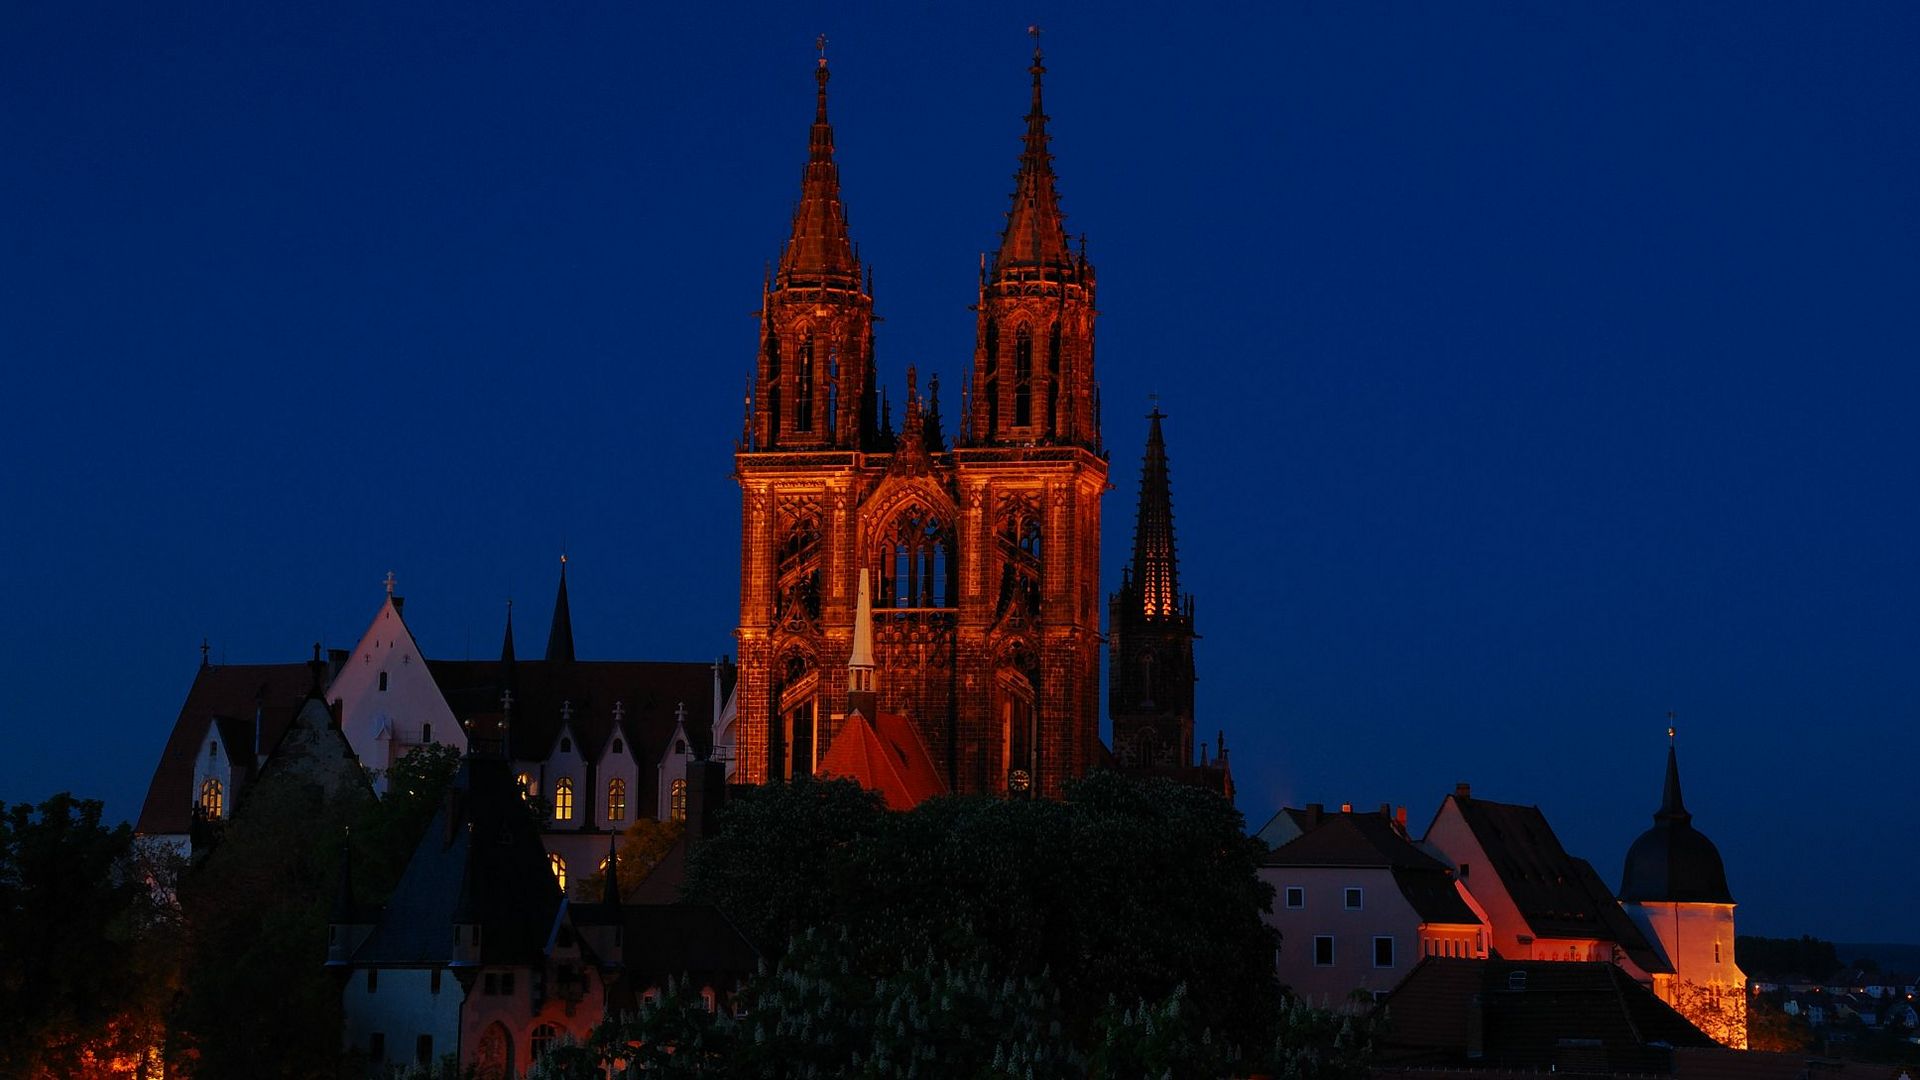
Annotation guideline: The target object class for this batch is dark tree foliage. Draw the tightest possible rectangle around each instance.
[683,771,1284,1052]
[1736,934,1841,982]
[0,793,158,1078]
[169,743,459,1077]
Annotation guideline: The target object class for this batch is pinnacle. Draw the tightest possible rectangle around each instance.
[992,43,1076,277]
[778,49,861,291]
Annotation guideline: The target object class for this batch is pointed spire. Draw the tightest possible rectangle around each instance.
[546,555,575,663]
[777,37,860,290]
[1657,717,1691,824]
[1130,404,1181,618]
[848,568,877,719]
[602,830,622,907]
[500,600,516,666]
[994,29,1074,276]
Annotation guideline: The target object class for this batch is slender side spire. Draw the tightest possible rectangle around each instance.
[994,29,1074,275]
[602,830,622,906]
[1131,406,1181,618]
[778,36,860,289]
[500,600,516,666]
[546,555,575,663]
[847,568,877,719]
[1657,718,1691,824]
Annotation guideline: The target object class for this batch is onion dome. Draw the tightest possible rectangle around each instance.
[1619,742,1734,903]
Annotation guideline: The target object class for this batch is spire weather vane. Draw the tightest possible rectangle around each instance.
[384,570,396,596]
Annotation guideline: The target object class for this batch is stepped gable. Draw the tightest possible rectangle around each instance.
[352,756,561,967]
[1378,958,1717,1072]
[136,661,315,835]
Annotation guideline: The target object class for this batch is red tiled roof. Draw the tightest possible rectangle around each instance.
[136,662,318,836]
[816,710,947,811]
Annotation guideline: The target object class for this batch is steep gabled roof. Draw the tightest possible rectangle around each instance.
[353,756,560,966]
[816,710,947,811]
[137,661,317,835]
[1263,810,1481,926]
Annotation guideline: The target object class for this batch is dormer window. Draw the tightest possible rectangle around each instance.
[676,739,687,755]
[612,738,623,754]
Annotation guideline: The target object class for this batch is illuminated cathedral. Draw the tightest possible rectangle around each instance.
[730,42,1224,799]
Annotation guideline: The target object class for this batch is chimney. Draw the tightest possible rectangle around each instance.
[1379,802,1392,818]
[1396,805,1408,829]
[1456,782,1472,800]
[1305,803,1324,827]
[1340,802,1353,814]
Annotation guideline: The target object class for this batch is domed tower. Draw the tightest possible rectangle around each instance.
[1618,726,1746,1047]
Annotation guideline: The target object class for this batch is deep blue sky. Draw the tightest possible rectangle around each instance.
[3,4,1916,942]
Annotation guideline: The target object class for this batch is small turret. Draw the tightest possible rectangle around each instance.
[847,568,877,719]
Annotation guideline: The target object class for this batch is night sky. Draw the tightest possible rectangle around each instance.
[3,4,1916,942]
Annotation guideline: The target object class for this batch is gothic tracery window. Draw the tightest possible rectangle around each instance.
[879,506,956,610]
[996,508,1043,619]
[796,333,815,433]
[548,855,566,893]
[200,778,223,819]
[553,777,574,822]
[775,514,823,622]
[606,778,626,822]
[1014,326,1033,428]
[670,778,687,822]
[984,321,1000,435]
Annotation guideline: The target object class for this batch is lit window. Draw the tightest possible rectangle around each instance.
[1285,886,1304,910]
[530,1024,558,1061]
[670,778,687,822]
[553,778,574,822]
[1345,887,1363,911]
[516,773,534,798]
[1314,936,1335,967]
[549,853,567,892]
[607,778,627,822]
[1374,936,1395,968]
[200,779,223,819]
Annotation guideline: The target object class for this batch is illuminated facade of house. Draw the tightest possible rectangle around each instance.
[732,46,1109,799]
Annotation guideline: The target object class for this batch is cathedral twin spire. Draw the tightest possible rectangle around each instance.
[777,41,861,292]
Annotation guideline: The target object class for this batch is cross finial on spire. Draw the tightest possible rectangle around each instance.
[384,570,396,596]
[560,700,573,723]
[1147,391,1162,420]
[501,689,513,711]
[612,701,625,723]
[200,637,211,667]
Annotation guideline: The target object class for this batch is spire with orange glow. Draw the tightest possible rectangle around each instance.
[1130,405,1181,619]
[966,30,1098,449]
[750,38,878,452]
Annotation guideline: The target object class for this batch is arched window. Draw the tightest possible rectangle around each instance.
[553,778,574,822]
[776,515,823,622]
[984,321,1001,435]
[200,778,223,819]
[516,772,534,798]
[1046,321,1062,437]
[1014,326,1033,427]
[795,333,815,432]
[530,1023,559,1061]
[997,510,1043,619]
[670,779,687,822]
[548,854,566,893]
[880,506,956,610]
[606,778,626,822]
[765,332,783,440]
[775,651,820,780]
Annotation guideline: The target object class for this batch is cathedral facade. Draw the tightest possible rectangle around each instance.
[733,47,1107,798]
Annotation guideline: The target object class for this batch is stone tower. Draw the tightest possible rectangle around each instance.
[734,43,1106,798]
[1109,408,1197,769]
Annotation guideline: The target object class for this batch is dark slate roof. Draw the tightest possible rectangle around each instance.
[1620,747,1735,904]
[621,904,761,987]
[352,756,561,966]
[136,662,318,835]
[1450,795,1669,971]
[1377,958,1717,1072]
[1263,811,1481,926]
